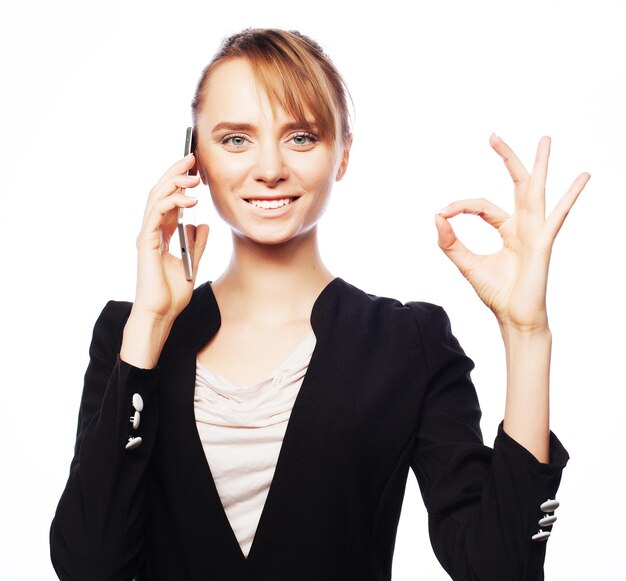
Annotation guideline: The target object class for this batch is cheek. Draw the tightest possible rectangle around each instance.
[204,150,247,192]
[289,150,337,191]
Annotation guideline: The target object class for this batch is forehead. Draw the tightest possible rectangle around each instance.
[198,58,310,125]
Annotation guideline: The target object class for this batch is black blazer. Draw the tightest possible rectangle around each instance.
[50,277,568,581]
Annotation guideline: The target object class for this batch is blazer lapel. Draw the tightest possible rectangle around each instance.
[156,283,253,579]
[245,277,345,567]
[156,278,346,578]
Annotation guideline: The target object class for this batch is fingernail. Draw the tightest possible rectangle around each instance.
[438,206,449,214]
[491,132,501,140]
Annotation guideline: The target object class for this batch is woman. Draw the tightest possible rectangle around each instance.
[50,28,589,580]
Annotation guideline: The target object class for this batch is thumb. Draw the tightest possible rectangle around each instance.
[434,214,476,278]
[191,223,209,274]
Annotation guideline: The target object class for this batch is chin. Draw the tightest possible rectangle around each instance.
[234,225,315,248]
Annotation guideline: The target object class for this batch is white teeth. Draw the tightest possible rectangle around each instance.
[249,197,293,209]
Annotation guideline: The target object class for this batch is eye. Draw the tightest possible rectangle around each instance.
[289,132,319,148]
[220,134,250,149]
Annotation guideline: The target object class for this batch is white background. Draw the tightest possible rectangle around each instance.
[1,0,624,579]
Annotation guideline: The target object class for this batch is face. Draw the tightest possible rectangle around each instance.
[194,58,351,247]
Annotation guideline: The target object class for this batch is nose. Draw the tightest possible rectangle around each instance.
[252,141,288,186]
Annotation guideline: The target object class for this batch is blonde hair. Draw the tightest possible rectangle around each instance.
[191,28,352,146]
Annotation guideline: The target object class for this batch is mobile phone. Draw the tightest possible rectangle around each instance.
[178,127,197,281]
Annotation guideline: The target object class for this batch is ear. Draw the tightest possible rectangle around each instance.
[335,135,352,182]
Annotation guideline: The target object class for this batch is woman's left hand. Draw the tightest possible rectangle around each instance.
[435,134,590,331]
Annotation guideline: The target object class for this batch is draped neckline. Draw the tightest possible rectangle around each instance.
[185,276,343,566]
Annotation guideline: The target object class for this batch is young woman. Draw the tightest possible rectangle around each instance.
[50,28,590,580]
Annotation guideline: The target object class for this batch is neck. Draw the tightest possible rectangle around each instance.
[212,228,334,323]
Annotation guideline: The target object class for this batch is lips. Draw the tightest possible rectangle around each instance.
[243,196,299,210]
[247,197,292,209]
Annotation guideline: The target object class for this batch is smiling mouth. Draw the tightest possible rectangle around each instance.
[245,197,296,209]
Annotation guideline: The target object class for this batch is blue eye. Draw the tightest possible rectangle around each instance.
[290,132,319,147]
[221,134,249,148]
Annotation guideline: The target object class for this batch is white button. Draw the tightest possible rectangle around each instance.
[531,530,551,542]
[132,393,144,412]
[539,514,557,527]
[540,499,560,512]
[130,411,141,430]
[125,436,143,451]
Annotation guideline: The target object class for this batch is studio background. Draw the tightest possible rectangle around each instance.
[1,1,624,579]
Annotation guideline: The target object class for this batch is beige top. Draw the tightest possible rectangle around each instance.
[193,332,317,558]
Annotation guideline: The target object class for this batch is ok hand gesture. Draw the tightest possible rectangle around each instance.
[435,135,590,331]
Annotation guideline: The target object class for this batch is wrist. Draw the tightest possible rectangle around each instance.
[120,309,175,369]
[498,317,551,339]
[499,324,552,350]
[127,306,176,329]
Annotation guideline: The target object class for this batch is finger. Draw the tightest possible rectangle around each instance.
[149,154,197,196]
[526,135,551,216]
[143,175,200,224]
[190,223,209,276]
[145,173,201,212]
[438,198,510,231]
[489,134,531,189]
[435,213,478,278]
[142,194,198,236]
[546,172,590,239]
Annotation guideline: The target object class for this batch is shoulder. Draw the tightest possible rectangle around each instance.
[332,279,470,373]
[337,278,466,351]
[88,300,134,361]
[93,281,214,347]
[403,301,455,344]
[96,299,134,328]
[94,300,134,337]
[336,278,449,331]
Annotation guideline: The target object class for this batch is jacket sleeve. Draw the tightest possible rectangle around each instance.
[50,301,161,581]
[407,302,569,581]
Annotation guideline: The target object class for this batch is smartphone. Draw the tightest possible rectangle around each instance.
[178,127,197,281]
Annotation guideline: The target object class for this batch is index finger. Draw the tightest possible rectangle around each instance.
[527,135,551,205]
[149,154,197,199]
[489,134,530,188]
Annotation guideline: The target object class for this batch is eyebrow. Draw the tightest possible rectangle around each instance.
[211,121,319,134]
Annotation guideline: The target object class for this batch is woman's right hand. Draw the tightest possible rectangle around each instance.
[133,153,208,319]
[121,154,209,368]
